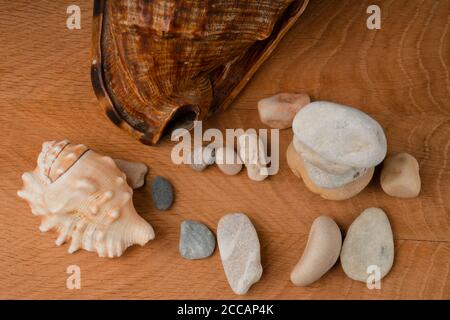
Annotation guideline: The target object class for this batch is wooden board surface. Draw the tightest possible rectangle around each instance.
[1,0,449,299]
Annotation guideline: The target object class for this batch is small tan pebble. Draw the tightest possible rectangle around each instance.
[113,159,148,189]
[238,132,268,182]
[215,146,243,175]
[381,153,421,198]
[286,141,374,200]
[245,163,268,182]
[258,93,310,129]
[291,216,342,286]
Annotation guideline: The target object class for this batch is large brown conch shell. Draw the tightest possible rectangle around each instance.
[17,140,155,258]
[91,0,309,145]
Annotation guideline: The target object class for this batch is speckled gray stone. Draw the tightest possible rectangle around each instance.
[340,207,394,282]
[179,220,216,260]
[151,176,173,211]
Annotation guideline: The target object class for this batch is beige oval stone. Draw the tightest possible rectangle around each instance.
[286,141,374,200]
[340,208,394,282]
[290,216,342,286]
[258,93,310,129]
[215,146,243,175]
[381,153,421,198]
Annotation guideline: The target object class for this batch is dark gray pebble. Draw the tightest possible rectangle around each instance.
[151,176,174,211]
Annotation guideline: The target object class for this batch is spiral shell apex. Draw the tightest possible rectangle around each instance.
[18,140,155,258]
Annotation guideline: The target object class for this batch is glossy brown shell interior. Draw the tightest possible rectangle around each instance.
[91,0,309,145]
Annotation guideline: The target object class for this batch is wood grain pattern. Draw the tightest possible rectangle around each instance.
[0,0,449,299]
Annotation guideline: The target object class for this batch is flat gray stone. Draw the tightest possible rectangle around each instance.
[217,213,263,295]
[151,176,173,211]
[179,220,216,260]
[341,207,394,282]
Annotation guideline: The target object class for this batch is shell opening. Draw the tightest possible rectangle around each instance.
[162,104,199,138]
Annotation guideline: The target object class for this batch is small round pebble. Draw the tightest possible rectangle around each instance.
[257,93,310,129]
[381,152,421,198]
[179,220,216,260]
[151,176,174,211]
[189,146,216,172]
[215,147,243,176]
[292,101,387,168]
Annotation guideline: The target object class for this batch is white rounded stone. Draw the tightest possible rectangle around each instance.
[292,101,387,168]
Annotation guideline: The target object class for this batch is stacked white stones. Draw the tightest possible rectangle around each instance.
[288,101,387,200]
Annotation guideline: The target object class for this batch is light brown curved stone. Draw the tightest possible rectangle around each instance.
[290,216,342,286]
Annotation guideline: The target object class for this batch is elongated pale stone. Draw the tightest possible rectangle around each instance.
[217,213,263,295]
[291,216,342,286]
[113,159,148,189]
[238,132,269,181]
[258,93,310,129]
[303,160,368,189]
[340,208,394,282]
[293,137,353,175]
[292,101,387,168]
[286,142,374,200]
[381,153,421,198]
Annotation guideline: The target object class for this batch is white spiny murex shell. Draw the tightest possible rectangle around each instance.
[17,140,155,258]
